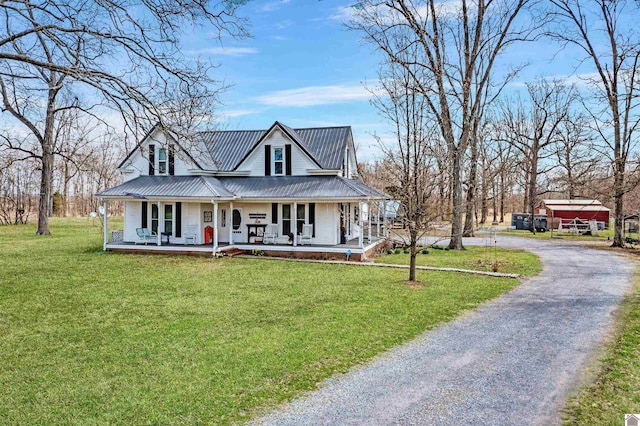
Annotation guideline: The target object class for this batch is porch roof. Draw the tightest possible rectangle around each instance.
[96,175,234,199]
[97,175,389,201]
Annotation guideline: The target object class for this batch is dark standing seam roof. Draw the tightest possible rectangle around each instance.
[97,175,388,200]
[295,127,350,170]
[197,124,350,171]
[96,175,233,198]
[200,130,265,171]
[218,176,387,199]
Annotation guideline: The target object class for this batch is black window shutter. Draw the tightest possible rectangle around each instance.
[265,144,271,176]
[309,203,315,237]
[148,144,155,175]
[169,144,175,175]
[285,144,292,175]
[271,203,278,224]
[141,201,148,228]
[175,202,182,237]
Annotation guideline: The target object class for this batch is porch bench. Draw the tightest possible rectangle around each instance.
[135,228,158,245]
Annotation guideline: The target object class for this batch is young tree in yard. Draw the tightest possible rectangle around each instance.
[498,79,575,233]
[349,0,539,249]
[371,59,438,282]
[548,0,640,247]
[0,0,247,235]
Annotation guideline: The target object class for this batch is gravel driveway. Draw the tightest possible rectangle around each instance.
[253,236,635,425]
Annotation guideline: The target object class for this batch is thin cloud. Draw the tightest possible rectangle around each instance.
[253,84,372,107]
[185,47,259,57]
[220,109,261,119]
[274,19,293,30]
[257,0,291,12]
[330,1,461,23]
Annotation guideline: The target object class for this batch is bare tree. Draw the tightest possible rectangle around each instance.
[553,113,600,199]
[547,0,640,246]
[498,79,574,233]
[0,0,248,235]
[371,58,438,282]
[349,0,539,249]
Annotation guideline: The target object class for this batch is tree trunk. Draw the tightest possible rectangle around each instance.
[37,147,53,235]
[409,229,417,281]
[528,147,538,234]
[449,149,465,250]
[500,170,505,223]
[463,139,478,237]
[612,163,625,247]
[36,87,58,235]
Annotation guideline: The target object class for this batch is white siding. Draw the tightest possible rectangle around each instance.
[238,127,318,176]
[124,201,142,242]
[314,203,338,245]
[179,202,201,245]
[119,128,196,181]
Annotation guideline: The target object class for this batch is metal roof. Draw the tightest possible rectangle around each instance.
[218,176,387,199]
[543,205,610,212]
[97,175,233,199]
[98,175,388,200]
[200,130,265,171]
[197,124,350,171]
[542,199,602,206]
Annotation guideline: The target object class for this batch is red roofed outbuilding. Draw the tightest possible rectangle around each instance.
[535,199,610,229]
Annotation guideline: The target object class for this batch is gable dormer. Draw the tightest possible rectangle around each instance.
[234,122,322,176]
[117,125,201,181]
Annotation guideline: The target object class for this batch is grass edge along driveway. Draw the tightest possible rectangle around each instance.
[0,218,540,424]
[563,267,640,425]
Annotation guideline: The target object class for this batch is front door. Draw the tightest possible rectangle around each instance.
[232,208,243,243]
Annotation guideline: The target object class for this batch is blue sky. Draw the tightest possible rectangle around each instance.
[185,0,600,162]
[182,0,391,161]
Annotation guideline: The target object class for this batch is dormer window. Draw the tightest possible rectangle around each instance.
[273,147,284,175]
[158,148,167,174]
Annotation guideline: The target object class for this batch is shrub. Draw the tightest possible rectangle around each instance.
[403,248,410,254]
[387,249,394,255]
[394,248,402,254]
[251,248,264,257]
[421,249,429,255]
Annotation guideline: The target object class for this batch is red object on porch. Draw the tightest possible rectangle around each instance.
[204,226,214,244]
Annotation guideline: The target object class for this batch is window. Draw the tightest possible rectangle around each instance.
[151,204,159,234]
[158,147,167,174]
[297,204,306,235]
[282,204,291,236]
[273,147,284,175]
[164,204,173,234]
[221,209,226,227]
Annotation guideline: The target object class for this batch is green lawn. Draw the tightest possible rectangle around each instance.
[0,218,528,424]
[563,269,640,425]
[375,246,542,276]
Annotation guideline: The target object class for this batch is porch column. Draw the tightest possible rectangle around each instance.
[212,200,219,255]
[229,201,233,244]
[293,202,297,246]
[376,201,381,238]
[367,200,372,243]
[358,201,364,249]
[102,200,108,251]
[383,201,387,238]
[157,201,162,245]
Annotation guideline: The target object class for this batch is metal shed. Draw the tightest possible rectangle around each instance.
[535,199,610,229]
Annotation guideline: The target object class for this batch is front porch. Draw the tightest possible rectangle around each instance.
[105,237,386,261]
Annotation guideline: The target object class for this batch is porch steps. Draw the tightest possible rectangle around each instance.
[221,247,246,257]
